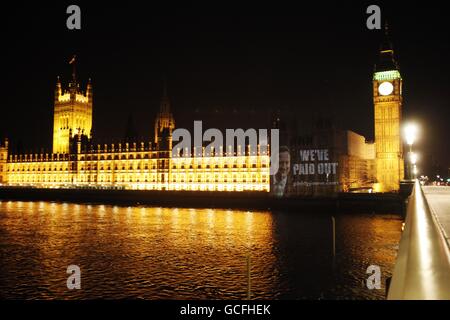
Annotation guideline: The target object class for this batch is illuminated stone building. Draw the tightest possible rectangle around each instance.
[288,118,376,196]
[53,57,93,154]
[287,24,404,195]
[373,24,404,192]
[0,63,270,192]
[0,24,405,195]
[0,139,8,184]
[339,131,376,192]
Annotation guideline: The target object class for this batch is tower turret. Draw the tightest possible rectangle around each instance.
[55,76,62,104]
[87,78,93,104]
[52,56,93,154]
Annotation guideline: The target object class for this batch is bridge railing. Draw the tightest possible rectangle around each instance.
[388,180,450,299]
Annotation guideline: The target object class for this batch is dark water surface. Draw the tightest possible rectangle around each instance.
[0,200,402,299]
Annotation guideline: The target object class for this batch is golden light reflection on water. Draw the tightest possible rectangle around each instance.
[0,201,277,299]
[331,213,402,299]
[0,201,402,299]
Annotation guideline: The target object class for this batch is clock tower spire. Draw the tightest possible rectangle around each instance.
[376,21,399,72]
[373,22,404,192]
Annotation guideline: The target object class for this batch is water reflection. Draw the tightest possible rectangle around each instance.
[0,201,401,299]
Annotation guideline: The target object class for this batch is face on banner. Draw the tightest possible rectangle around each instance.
[271,147,340,197]
[279,148,290,180]
[271,146,291,197]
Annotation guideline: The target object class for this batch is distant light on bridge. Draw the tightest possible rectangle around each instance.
[410,152,419,165]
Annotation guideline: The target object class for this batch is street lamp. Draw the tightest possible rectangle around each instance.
[404,123,419,180]
[404,123,418,147]
[410,152,419,179]
[410,152,418,165]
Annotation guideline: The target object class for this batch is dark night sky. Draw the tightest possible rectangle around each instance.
[2,1,450,177]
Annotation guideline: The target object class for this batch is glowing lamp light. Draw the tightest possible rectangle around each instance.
[404,123,419,146]
[410,152,418,165]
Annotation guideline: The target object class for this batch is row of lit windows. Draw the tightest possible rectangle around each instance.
[7,153,160,162]
[9,165,70,172]
[8,153,269,163]
[79,174,268,183]
[8,179,269,186]
[9,166,69,172]
[77,160,166,168]
[172,156,266,164]
[171,176,267,183]
[8,176,71,183]
[79,153,158,161]
[8,159,269,172]
[9,155,71,162]
[166,184,269,192]
[171,162,267,169]
[7,154,268,164]
[7,165,270,173]
[8,161,160,172]
[7,174,268,184]
[80,164,158,171]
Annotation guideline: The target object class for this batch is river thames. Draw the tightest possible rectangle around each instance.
[0,200,402,299]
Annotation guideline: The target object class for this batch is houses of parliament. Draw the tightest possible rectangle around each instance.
[0,27,404,194]
[0,61,270,192]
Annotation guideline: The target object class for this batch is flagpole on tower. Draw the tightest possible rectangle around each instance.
[69,55,77,84]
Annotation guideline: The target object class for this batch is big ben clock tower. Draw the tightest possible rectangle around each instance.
[373,24,404,192]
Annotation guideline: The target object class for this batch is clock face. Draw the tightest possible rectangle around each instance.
[378,81,394,96]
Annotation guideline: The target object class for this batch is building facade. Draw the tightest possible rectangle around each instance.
[0,66,270,192]
[53,59,93,154]
[339,131,376,192]
[284,119,376,197]
[373,25,404,192]
[0,26,405,194]
[271,25,405,197]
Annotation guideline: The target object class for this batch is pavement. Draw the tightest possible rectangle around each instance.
[423,186,450,249]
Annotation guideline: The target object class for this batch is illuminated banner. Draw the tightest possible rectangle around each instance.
[293,149,338,177]
[271,147,339,197]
